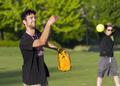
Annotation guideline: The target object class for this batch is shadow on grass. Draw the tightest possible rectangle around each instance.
[0,67,75,85]
[0,70,22,85]
[49,66,58,73]
[48,66,77,81]
[0,67,60,85]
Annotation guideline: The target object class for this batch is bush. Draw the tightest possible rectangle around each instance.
[73,45,90,51]
[0,41,19,47]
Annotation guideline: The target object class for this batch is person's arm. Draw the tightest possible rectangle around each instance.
[45,42,58,51]
[33,16,58,47]
[113,25,120,36]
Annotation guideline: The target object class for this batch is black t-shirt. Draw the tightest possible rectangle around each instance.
[99,33,114,57]
[19,29,49,85]
[98,27,120,57]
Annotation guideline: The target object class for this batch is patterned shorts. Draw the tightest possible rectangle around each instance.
[98,57,119,77]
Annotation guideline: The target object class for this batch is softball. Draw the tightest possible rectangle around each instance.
[96,24,105,32]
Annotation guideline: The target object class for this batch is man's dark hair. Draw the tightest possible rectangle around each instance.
[21,9,36,20]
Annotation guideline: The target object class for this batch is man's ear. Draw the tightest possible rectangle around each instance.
[23,20,26,25]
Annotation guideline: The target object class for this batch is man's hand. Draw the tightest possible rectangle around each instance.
[46,42,58,51]
[47,16,58,26]
[33,16,58,47]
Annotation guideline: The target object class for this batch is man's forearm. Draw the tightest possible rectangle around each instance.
[38,23,51,45]
[47,42,58,51]
[33,16,57,47]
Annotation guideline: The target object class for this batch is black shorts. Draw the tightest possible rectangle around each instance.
[98,57,119,77]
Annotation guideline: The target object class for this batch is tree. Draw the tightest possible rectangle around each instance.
[0,0,23,40]
[79,0,120,44]
[38,0,85,47]
[0,0,85,48]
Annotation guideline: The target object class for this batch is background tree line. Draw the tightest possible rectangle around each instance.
[0,0,120,48]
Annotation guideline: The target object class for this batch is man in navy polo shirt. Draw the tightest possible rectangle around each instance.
[20,9,58,86]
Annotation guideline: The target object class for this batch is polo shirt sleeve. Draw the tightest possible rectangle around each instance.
[20,36,34,50]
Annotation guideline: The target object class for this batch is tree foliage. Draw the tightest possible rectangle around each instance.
[39,0,84,46]
[82,0,120,26]
[0,0,85,47]
[0,0,120,47]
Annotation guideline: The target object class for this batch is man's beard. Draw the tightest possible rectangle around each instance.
[31,25,36,29]
[30,22,36,29]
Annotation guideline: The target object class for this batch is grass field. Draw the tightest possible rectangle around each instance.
[0,47,120,86]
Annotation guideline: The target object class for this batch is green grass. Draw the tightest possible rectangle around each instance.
[0,47,120,86]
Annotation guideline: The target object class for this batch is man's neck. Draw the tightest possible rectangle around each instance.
[26,28,35,36]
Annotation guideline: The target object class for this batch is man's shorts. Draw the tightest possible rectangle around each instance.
[98,57,119,78]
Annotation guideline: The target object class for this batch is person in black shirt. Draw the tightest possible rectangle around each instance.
[20,9,58,86]
[97,23,120,86]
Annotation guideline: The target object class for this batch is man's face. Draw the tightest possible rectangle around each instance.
[23,14,36,29]
[105,26,113,36]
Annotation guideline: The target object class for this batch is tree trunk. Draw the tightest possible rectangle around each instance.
[0,30,4,40]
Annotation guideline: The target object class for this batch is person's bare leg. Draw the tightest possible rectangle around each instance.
[114,76,120,86]
[97,77,103,86]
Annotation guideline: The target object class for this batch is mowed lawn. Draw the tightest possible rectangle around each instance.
[0,47,120,86]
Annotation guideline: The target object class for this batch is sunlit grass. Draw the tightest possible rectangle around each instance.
[0,47,120,86]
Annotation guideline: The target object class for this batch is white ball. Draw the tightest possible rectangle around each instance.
[96,24,105,32]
